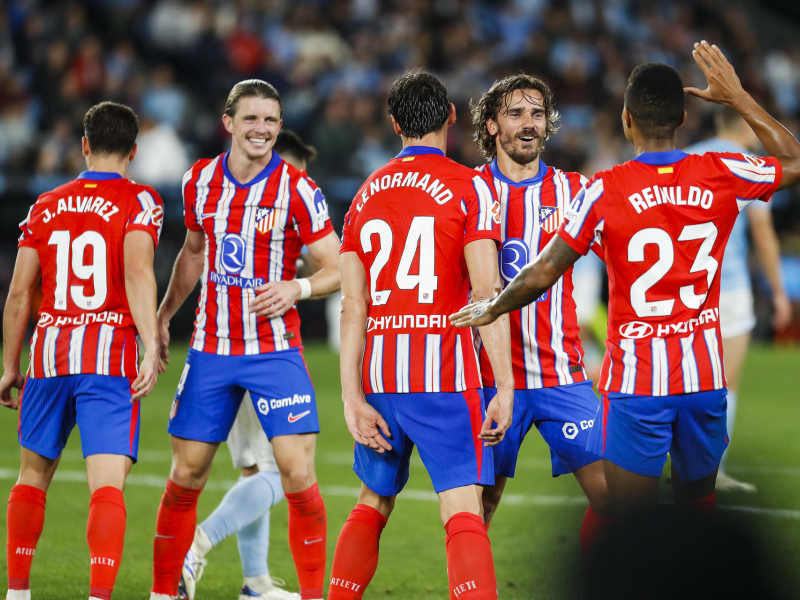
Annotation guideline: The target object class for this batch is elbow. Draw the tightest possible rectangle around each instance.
[340,294,367,319]
[471,282,502,303]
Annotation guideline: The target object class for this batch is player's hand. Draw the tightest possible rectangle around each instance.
[131,349,159,402]
[450,298,498,328]
[773,291,793,331]
[250,280,303,319]
[480,386,513,447]
[343,398,393,454]
[157,316,170,373]
[684,41,748,107]
[0,370,24,410]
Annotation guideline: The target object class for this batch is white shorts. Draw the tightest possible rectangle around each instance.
[226,393,279,473]
[719,288,756,340]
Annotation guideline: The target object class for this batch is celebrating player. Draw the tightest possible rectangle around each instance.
[452,43,800,516]
[151,81,340,600]
[1,102,162,600]
[471,74,612,554]
[685,107,792,493]
[330,70,514,600]
[179,131,322,600]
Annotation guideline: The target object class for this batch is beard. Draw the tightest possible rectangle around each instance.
[496,126,545,165]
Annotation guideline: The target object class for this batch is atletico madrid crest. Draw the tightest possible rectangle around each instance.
[255,207,277,234]
[538,206,561,234]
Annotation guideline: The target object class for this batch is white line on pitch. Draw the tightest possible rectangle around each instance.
[0,468,797,519]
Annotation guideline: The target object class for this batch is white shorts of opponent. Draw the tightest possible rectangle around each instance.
[226,393,279,473]
[719,288,757,340]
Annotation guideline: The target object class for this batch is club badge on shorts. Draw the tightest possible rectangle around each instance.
[539,206,561,234]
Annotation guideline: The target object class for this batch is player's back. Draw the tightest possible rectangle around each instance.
[341,146,498,394]
[19,172,164,378]
[562,149,781,396]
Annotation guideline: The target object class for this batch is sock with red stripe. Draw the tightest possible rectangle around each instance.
[151,480,202,595]
[328,504,387,600]
[679,493,716,517]
[6,485,46,591]
[87,487,127,600]
[445,513,497,600]
[285,483,327,599]
[579,505,613,559]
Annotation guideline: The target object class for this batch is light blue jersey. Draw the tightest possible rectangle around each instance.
[685,138,769,294]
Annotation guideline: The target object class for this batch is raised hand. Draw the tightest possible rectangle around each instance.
[449,298,498,328]
[684,40,748,107]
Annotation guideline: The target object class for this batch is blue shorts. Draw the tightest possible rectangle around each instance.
[354,390,494,496]
[587,388,728,481]
[19,375,140,461]
[484,381,601,477]
[168,348,319,443]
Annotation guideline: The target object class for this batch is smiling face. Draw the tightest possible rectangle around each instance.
[223,96,283,162]
[488,89,548,165]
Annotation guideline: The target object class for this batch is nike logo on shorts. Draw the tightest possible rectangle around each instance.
[288,410,311,423]
[304,537,324,545]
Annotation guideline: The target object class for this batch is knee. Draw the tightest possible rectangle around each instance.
[170,462,210,488]
[280,464,315,493]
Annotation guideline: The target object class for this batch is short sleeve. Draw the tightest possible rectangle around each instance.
[18,203,36,249]
[182,167,202,231]
[711,153,782,204]
[292,174,334,246]
[126,188,165,248]
[340,209,356,254]
[558,176,606,256]
[463,173,501,246]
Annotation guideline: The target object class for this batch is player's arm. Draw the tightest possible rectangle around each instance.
[250,230,341,318]
[685,41,800,189]
[463,239,514,446]
[339,251,392,453]
[156,229,205,369]
[452,235,580,328]
[124,231,159,401]
[749,209,792,329]
[0,248,41,409]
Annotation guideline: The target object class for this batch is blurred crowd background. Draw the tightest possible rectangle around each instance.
[2,0,800,340]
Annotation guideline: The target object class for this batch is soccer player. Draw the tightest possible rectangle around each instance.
[470,74,611,554]
[330,70,514,600]
[151,81,340,600]
[1,101,162,600]
[686,107,792,493]
[452,43,800,516]
[179,131,322,600]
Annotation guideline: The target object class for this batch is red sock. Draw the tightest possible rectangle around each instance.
[6,485,46,590]
[87,487,127,600]
[579,505,613,558]
[679,493,716,517]
[285,483,327,599]
[151,480,202,595]
[328,504,387,600]
[445,513,497,600]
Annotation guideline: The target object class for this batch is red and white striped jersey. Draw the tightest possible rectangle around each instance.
[559,150,782,396]
[340,146,500,394]
[18,171,164,379]
[476,160,590,389]
[183,151,333,355]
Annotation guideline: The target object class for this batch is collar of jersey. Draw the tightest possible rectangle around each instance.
[490,158,547,187]
[634,149,688,166]
[77,171,123,181]
[395,146,445,158]
[222,149,282,188]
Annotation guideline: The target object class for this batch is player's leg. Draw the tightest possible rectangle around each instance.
[329,393,409,600]
[672,466,719,515]
[481,476,508,527]
[718,331,756,492]
[9,376,75,600]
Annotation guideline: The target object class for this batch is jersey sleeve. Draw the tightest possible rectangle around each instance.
[463,173,501,246]
[558,175,606,255]
[182,166,202,231]
[292,174,335,246]
[126,187,165,248]
[340,208,357,254]
[712,152,782,204]
[17,203,37,249]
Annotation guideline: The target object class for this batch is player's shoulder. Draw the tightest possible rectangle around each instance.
[185,155,224,184]
[547,165,588,188]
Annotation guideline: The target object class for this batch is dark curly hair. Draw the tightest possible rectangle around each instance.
[471,73,560,161]
[387,69,451,139]
[83,101,139,157]
[624,63,684,140]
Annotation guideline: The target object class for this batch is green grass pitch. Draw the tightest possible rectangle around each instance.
[1,343,799,599]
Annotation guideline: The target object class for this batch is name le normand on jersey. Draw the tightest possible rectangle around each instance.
[355,170,456,211]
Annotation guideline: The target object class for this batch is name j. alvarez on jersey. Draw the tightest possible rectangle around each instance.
[41,195,120,222]
[356,171,454,211]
